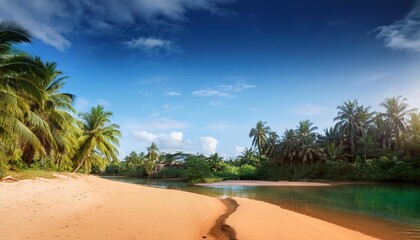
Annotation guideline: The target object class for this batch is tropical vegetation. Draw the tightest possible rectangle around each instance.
[109,97,420,183]
[0,20,120,178]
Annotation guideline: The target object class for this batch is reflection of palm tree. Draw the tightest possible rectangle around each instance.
[249,121,271,160]
[72,105,121,173]
[380,96,416,150]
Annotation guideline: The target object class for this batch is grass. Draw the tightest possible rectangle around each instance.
[203,177,224,183]
[4,169,56,180]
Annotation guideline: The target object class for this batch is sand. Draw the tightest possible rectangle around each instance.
[0,175,225,240]
[0,175,377,240]
[226,197,378,240]
[196,180,332,186]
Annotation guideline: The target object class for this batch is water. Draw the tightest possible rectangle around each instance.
[107,177,420,239]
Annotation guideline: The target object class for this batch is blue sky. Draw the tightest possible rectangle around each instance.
[2,0,420,158]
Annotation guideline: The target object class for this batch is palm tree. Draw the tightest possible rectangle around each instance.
[72,105,121,173]
[145,142,159,173]
[207,153,224,172]
[0,20,49,169]
[294,120,322,163]
[334,100,360,160]
[264,131,279,160]
[249,121,271,160]
[238,147,259,167]
[319,124,342,146]
[380,96,417,150]
[20,58,78,165]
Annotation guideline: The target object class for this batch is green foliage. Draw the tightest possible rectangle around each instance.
[216,164,239,180]
[182,156,211,183]
[148,167,183,179]
[238,164,257,180]
[104,163,120,175]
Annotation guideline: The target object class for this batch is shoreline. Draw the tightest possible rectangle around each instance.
[1,175,381,240]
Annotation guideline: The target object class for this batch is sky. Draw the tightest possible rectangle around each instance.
[1,0,420,158]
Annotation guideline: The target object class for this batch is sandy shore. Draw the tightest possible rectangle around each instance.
[197,180,332,186]
[0,175,225,240]
[226,197,377,240]
[0,175,377,240]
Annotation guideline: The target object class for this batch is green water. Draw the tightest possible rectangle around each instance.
[108,177,420,239]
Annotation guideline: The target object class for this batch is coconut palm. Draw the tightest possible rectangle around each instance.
[207,153,224,172]
[20,58,78,164]
[145,142,159,173]
[264,131,279,160]
[249,121,271,160]
[72,105,121,173]
[380,96,417,150]
[319,124,342,146]
[294,120,323,163]
[238,147,259,167]
[334,100,360,160]
[0,20,49,168]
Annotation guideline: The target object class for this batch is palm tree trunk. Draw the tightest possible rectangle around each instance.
[72,153,89,173]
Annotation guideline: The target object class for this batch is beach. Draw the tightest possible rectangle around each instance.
[0,175,378,240]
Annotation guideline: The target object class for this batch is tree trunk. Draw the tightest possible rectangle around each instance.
[72,153,89,173]
[22,144,35,165]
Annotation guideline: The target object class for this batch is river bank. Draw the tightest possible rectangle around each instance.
[1,175,378,240]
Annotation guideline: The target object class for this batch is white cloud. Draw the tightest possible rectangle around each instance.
[192,77,256,98]
[381,79,420,110]
[165,91,182,96]
[133,130,157,143]
[235,146,245,155]
[376,2,420,53]
[192,89,233,97]
[132,130,189,151]
[123,117,188,131]
[163,103,183,112]
[123,37,174,53]
[353,73,388,86]
[0,0,235,51]
[218,77,256,92]
[201,136,218,155]
[293,104,328,116]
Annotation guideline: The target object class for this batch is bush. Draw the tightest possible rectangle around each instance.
[182,156,211,183]
[215,164,239,180]
[104,163,121,175]
[149,167,183,178]
[238,164,257,180]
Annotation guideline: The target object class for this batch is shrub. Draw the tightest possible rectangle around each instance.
[238,164,257,180]
[182,156,211,183]
[215,164,239,180]
[149,167,183,179]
